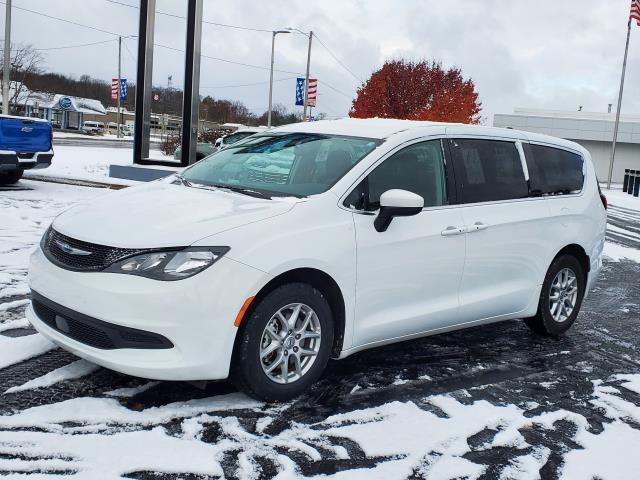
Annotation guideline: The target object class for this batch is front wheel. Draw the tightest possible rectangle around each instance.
[525,254,585,336]
[0,169,24,185]
[231,283,334,401]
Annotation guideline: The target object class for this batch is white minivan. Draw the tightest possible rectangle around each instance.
[28,119,607,401]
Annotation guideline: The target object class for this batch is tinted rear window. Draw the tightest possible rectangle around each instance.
[525,144,584,194]
[449,139,528,204]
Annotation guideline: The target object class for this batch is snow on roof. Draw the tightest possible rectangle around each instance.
[6,84,107,115]
[273,118,452,139]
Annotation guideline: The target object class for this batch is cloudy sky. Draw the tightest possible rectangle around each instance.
[4,0,640,122]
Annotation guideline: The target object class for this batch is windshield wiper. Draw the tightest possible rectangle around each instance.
[212,184,272,199]
[174,173,192,187]
[186,181,272,199]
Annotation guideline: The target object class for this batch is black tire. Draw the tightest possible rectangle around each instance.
[231,283,334,402]
[525,254,585,336]
[0,169,24,185]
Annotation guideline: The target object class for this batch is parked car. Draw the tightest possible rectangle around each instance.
[80,121,104,135]
[107,122,133,137]
[173,142,218,162]
[0,114,53,185]
[29,119,606,401]
[214,126,267,151]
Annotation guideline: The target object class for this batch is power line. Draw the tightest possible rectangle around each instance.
[104,0,272,33]
[317,80,353,99]
[34,39,117,51]
[155,42,354,99]
[313,34,364,84]
[6,2,355,101]
[121,37,136,63]
[201,77,297,89]
[0,1,129,37]
[152,42,307,77]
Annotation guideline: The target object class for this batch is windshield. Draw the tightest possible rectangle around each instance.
[182,133,380,197]
[223,131,256,145]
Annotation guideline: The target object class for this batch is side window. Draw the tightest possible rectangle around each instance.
[344,140,447,210]
[525,144,584,194]
[449,139,527,203]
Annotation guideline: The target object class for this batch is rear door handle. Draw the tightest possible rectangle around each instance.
[468,222,489,233]
[441,226,467,236]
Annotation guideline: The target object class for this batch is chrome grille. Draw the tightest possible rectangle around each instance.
[41,228,145,272]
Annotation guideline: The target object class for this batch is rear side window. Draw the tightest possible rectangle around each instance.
[449,139,527,204]
[525,144,584,194]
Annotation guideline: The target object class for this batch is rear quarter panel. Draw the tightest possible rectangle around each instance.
[539,148,606,284]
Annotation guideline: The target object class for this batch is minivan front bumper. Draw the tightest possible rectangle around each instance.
[28,247,268,381]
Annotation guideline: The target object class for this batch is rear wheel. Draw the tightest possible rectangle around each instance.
[231,283,334,401]
[0,169,24,185]
[525,254,585,336]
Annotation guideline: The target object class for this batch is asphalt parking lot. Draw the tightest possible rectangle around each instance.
[1,182,639,479]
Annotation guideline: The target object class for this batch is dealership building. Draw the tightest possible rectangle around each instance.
[2,85,107,129]
[493,108,640,183]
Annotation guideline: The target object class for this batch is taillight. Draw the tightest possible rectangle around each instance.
[600,193,608,210]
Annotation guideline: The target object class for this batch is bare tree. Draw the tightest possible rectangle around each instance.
[0,43,44,114]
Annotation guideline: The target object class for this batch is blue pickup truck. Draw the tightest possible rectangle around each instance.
[0,115,53,185]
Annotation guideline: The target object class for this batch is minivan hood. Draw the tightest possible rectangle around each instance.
[53,181,298,248]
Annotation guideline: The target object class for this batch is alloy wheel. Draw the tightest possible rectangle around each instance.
[549,268,578,323]
[259,303,322,384]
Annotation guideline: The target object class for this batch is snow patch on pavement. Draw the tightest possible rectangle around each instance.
[0,332,55,369]
[603,241,640,262]
[5,360,100,394]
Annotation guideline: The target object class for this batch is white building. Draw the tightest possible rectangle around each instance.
[493,108,640,183]
[1,84,107,130]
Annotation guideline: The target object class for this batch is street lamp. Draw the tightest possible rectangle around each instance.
[267,30,291,127]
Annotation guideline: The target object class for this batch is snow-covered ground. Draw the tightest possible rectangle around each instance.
[24,145,178,184]
[0,181,639,479]
[0,181,106,301]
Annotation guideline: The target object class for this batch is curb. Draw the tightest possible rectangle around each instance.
[22,173,130,190]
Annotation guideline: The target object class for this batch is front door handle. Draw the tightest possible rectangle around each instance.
[441,226,467,236]
[468,222,489,233]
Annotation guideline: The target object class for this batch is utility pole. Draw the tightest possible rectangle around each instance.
[302,31,313,122]
[2,0,11,115]
[608,20,632,189]
[116,35,122,138]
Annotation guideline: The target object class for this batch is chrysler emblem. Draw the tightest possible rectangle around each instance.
[54,239,92,256]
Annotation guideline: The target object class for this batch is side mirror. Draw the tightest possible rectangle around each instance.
[374,189,424,232]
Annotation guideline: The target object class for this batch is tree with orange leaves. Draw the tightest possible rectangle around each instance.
[349,59,482,124]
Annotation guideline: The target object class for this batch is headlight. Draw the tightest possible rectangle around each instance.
[105,247,229,281]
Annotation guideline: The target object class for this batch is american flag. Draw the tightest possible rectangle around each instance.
[111,79,119,100]
[307,78,318,107]
[631,0,640,26]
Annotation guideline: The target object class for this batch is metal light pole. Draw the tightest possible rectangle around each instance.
[116,36,122,138]
[267,30,290,127]
[2,0,11,115]
[607,19,632,189]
